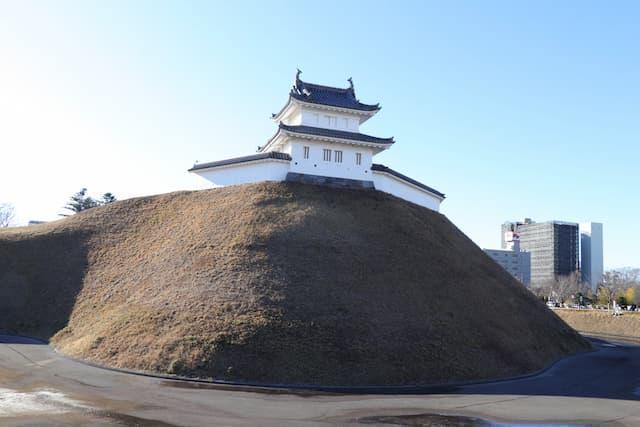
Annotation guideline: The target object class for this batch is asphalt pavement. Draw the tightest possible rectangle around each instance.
[0,335,639,426]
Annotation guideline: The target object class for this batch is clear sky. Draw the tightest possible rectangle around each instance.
[1,1,638,268]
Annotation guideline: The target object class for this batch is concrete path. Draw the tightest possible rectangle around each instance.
[1,335,639,426]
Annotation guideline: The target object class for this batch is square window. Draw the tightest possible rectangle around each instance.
[334,150,342,163]
[323,148,331,161]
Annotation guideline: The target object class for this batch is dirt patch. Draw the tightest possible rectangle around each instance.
[0,182,589,386]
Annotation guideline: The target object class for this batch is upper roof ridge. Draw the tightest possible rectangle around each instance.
[294,69,354,94]
[289,69,380,112]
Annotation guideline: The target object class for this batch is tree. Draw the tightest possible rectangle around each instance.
[551,272,583,304]
[529,284,551,302]
[61,188,99,216]
[598,271,626,309]
[0,203,14,227]
[101,193,117,204]
[597,285,613,307]
[61,189,117,216]
[624,287,636,305]
[617,295,628,307]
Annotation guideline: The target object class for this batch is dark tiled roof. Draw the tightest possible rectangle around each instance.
[278,123,394,145]
[371,164,445,198]
[289,70,380,112]
[189,152,291,171]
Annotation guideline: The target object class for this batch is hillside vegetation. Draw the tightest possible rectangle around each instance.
[0,182,589,386]
[555,309,640,340]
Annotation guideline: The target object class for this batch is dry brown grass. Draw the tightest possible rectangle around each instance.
[0,182,589,385]
[555,309,640,339]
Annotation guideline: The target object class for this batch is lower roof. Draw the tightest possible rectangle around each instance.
[371,163,445,199]
[279,123,394,144]
[263,123,394,150]
[188,152,291,172]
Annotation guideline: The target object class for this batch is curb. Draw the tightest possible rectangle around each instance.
[49,340,599,395]
[3,333,605,395]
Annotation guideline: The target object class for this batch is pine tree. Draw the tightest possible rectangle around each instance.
[62,188,99,216]
[101,193,117,204]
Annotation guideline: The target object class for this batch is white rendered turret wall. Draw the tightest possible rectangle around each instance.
[280,106,363,132]
[283,139,374,181]
[373,171,443,211]
[193,160,290,188]
[298,109,361,131]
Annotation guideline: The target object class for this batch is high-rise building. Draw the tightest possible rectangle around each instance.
[502,220,579,286]
[484,232,531,286]
[580,222,604,291]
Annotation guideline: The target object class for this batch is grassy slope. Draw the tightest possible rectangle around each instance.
[555,309,640,339]
[0,182,590,386]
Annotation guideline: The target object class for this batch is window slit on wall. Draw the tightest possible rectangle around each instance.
[303,146,310,159]
[323,148,332,161]
[355,152,362,165]
[334,150,343,163]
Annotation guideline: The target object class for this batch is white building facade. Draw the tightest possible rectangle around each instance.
[580,222,604,291]
[190,71,445,211]
[484,232,531,286]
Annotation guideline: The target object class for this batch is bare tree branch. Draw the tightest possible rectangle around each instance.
[0,203,15,227]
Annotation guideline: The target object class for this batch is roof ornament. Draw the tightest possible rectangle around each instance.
[347,77,354,91]
[293,68,304,95]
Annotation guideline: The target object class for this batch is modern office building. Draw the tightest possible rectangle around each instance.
[484,232,531,286]
[502,219,579,286]
[580,222,604,291]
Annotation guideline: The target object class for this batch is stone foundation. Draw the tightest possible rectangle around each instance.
[286,172,375,190]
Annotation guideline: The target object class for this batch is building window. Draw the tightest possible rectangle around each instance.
[334,150,343,163]
[303,146,310,159]
[323,148,331,161]
[355,152,362,165]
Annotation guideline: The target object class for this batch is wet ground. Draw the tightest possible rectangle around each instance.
[0,335,639,426]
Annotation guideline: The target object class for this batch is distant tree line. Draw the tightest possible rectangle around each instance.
[531,268,640,308]
[598,269,639,307]
[61,188,117,216]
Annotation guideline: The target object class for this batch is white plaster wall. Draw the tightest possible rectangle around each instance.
[286,109,302,125]
[373,172,442,211]
[285,139,374,181]
[193,160,290,187]
[299,108,360,132]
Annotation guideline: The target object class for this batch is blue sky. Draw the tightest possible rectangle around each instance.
[1,1,638,268]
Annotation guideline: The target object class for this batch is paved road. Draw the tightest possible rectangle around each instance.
[1,335,640,426]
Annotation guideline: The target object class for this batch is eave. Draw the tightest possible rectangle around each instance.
[272,96,380,124]
[261,125,394,153]
[188,152,292,172]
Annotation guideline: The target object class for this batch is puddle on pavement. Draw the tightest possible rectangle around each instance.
[359,413,593,426]
[0,387,91,417]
